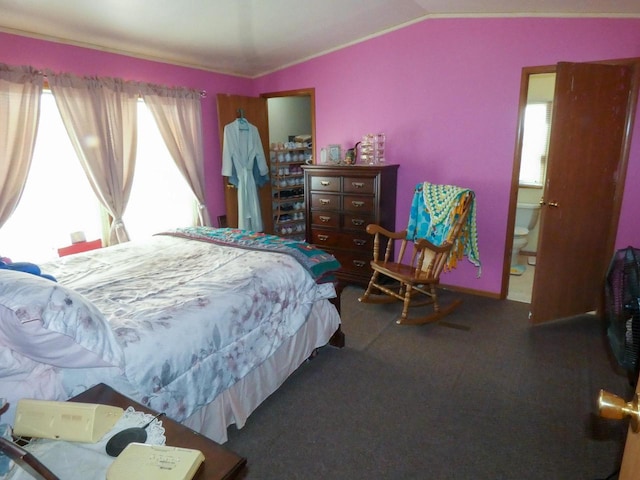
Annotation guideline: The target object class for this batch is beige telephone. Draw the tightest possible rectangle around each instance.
[13,399,123,443]
[107,443,204,480]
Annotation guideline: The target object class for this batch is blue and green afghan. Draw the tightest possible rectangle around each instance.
[159,227,341,284]
[406,182,481,276]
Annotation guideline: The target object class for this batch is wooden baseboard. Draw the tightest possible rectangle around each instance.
[437,283,501,300]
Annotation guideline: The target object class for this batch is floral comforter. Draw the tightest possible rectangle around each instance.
[42,234,338,422]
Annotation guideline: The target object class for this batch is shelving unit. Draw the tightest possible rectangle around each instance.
[270,145,312,240]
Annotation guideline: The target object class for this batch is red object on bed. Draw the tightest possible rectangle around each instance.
[57,239,102,257]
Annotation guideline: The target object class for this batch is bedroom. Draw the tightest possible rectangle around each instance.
[2,15,640,303]
[1,3,640,479]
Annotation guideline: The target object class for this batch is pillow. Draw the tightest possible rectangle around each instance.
[0,270,124,369]
[0,345,66,427]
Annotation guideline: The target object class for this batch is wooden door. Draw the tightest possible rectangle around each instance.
[619,376,640,480]
[216,94,272,232]
[529,61,637,324]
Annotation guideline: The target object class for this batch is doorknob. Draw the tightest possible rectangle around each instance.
[548,202,558,207]
[598,389,640,432]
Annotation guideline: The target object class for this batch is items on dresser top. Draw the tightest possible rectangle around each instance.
[303,164,398,286]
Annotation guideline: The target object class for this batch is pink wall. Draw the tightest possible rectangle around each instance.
[2,17,640,297]
[255,17,640,296]
[0,31,254,222]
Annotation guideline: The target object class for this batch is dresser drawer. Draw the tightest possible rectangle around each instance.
[333,250,372,275]
[343,213,374,232]
[335,231,373,251]
[343,177,375,194]
[311,192,341,210]
[343,194,374,213]
[309,229,340,247]
[310,176,341,192]
[311,211,339,228]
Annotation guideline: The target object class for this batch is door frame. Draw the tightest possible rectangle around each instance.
[502,64,555,301]
[260,87,316,164]
[501,59,640,309]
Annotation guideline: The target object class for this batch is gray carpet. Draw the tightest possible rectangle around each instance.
[224,286,632,479]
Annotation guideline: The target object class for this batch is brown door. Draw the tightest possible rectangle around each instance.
[216,94,272,232]
[530,62,636,324]
[598,371,640,480]
[619,375,640,480]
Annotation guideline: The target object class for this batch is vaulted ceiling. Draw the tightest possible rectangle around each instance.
[1,0,639,77]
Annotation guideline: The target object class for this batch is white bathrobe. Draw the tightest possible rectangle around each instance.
[221,119,269,231]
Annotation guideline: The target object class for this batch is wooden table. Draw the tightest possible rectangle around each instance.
[69,383,247,480]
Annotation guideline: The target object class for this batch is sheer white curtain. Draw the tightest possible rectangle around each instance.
[140,84,210,226]
[0,64,43,228]
[0,92,103,262]
[123,101,198,240]
[47,72,139,245]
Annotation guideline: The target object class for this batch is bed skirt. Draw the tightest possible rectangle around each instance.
[183,298,340,443]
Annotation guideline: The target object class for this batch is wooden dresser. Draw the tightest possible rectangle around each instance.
[303,164,399,286]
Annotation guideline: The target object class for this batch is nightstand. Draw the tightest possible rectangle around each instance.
[70,383,247,480]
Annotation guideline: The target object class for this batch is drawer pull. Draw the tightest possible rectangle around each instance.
[351,219,365,226]
[317,234,329,241]
[351,201,365,208]
[319,215,331,223]
[353,260,366,268]
[320,180,331,186]
[319,199,331,206]
[352,182,365,189]
[353,239,367,246]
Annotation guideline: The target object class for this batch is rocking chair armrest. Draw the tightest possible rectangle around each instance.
[414,238,453,254]
[365,224,407,240]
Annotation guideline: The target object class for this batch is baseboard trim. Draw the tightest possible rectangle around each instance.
[439,283,501,300]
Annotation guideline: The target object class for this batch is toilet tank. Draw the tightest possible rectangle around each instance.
[516,202,541,230]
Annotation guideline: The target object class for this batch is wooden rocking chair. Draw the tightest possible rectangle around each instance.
[358,183,477,326]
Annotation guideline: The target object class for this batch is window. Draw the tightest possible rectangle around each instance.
[519,102,551,187]
[123,100,197,239]
[0,92,196,263]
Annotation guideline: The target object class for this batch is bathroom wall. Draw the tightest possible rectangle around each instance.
[267,96,312,144]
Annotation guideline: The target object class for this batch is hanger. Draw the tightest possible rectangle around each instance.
[237,108,249,130]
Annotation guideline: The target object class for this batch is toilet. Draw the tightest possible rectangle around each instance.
[511,202,541,275]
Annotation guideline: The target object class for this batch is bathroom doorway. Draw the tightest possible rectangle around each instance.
[507,70,555,303]
[504,60,638,324]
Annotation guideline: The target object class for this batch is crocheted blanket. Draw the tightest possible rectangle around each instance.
[158,227,341,284]
[406,182,481,276]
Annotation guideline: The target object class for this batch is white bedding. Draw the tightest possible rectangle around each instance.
[0,233,340,440]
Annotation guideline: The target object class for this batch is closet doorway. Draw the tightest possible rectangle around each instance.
[504,60,639,324]
[216,89,315,234]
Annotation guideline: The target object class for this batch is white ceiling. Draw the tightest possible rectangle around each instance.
[1,0,639,78]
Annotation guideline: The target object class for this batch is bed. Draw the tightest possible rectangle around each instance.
[0,227,343,444]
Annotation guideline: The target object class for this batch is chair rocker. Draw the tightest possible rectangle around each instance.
[358,184,476,326]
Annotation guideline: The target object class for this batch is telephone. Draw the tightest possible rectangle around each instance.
[107,443,204,480]
[13,399,123,443]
